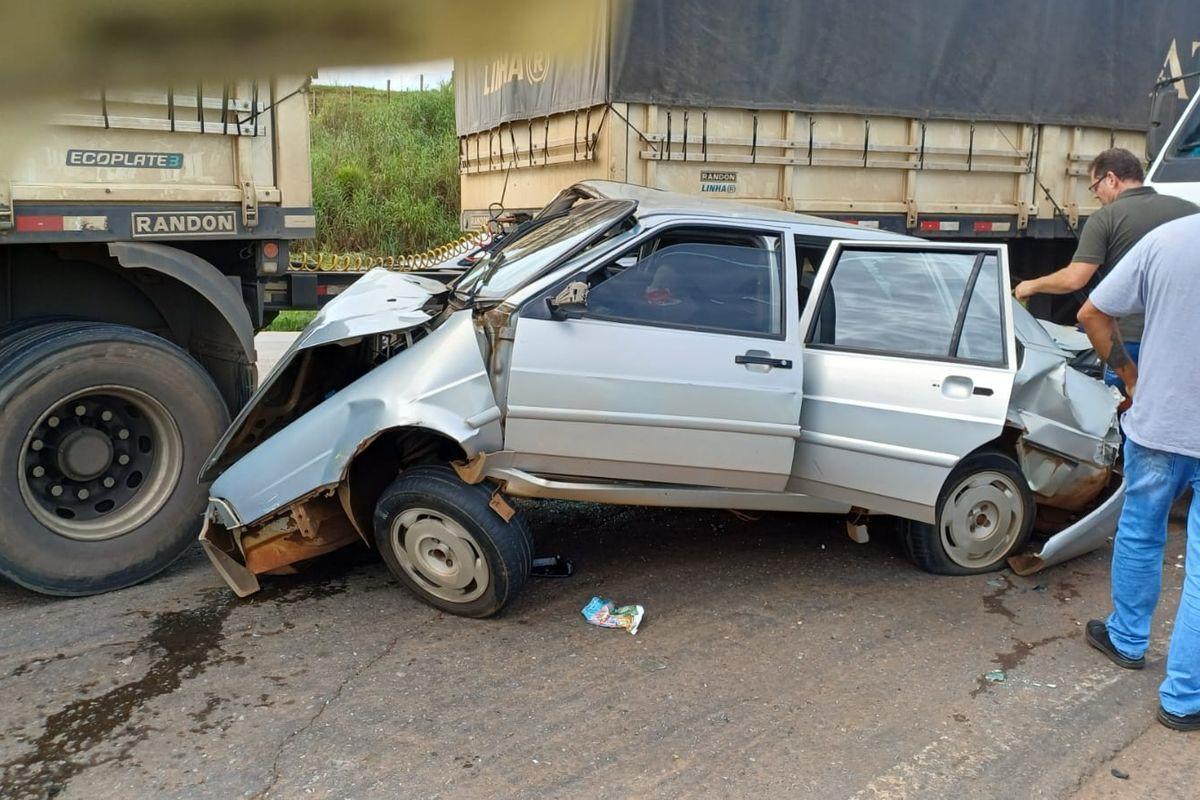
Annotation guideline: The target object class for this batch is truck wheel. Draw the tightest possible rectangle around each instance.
[373,465,532,618]
[0,321,229,595]
[902,451,1034,575]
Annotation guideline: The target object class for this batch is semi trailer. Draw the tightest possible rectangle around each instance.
[456,0,1200,323]
[0,78,326,595]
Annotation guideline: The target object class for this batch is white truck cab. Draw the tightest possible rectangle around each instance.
[1146,86,1200,204]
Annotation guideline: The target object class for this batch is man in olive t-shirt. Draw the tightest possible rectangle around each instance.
[1014,147,1197,389]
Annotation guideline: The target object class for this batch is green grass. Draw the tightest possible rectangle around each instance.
[264,310,317,332]
[305,84,461,256]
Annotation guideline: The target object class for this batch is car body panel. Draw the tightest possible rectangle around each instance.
[1009,477,1126,575]
[787,241,1018,522]
[506,316,804,491]
[293,268,446,351]
[505,220,804,491]
[201,268,447,480]
[207,310,501,527]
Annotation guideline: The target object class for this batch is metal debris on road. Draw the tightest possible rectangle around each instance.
[582,596,645,635]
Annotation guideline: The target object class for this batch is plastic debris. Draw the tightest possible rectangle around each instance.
[985,669,1007,683]
[582,596,644,635]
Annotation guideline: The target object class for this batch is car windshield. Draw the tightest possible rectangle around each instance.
[456,199,634,301]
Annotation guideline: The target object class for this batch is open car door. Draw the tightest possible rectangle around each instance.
[788,241,1018,522]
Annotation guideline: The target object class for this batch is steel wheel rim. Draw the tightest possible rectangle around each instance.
[939,470,1025,569]
[390,507,489,604]
[17,386,183,541]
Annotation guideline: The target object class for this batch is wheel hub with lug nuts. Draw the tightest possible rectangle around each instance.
[17,387,183,542]
[393,508,489,603]
[940,471,1024,569]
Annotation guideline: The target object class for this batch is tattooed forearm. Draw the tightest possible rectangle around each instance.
[1105,330,1132,371]
[1078,300,1138,393]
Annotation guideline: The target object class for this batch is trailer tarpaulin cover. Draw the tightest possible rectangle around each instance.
[455,2,609,135]
[609,0,1200,131]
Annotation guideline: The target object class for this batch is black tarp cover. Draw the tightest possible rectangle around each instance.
[457,0,1200,135]
[610,0,1200,130]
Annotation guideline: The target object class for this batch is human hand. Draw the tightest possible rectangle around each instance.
[1013,280,1037,302]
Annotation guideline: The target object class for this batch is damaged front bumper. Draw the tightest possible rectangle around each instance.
[200,490,363,597]
[1004,312,1125,574]
[1009,476,1125,575]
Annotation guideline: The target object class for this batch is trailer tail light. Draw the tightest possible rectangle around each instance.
[973,220,1013,232]
[258,241,284,274]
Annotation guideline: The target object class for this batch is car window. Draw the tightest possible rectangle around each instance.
[585,234,784,337]
[1171,112,1200,158]
[796,243,830,311]
[809,248,1005,365]
[955,255,1004,363]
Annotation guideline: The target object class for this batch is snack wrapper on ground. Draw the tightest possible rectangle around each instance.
[581,596,644,635]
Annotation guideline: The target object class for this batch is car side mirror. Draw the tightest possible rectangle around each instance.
[547,281,590,320]
[1147,86,1180,163]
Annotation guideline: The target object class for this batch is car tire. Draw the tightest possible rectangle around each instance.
[903,450,1035,575]
[373,465,532,618]
[0,321,230,595]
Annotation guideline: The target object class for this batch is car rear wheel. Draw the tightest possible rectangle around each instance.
[373,465,532,617]
[0,321,230,595]
[903,451,1034,575]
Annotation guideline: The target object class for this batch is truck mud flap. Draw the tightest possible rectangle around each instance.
[1008,477,1126,576]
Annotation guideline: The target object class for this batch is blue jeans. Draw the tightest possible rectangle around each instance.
[1103,340,1140,391]
[1106,437,1200,716]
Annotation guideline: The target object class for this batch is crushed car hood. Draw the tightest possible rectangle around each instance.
[201,269,448,480]
[289,268,446,353]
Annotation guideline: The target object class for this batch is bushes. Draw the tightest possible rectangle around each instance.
[307,84,460,255]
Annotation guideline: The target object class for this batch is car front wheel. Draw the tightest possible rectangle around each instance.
[373,465,532,617]
[903,451,1034,575]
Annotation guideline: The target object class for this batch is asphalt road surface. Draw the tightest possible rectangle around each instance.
[0,334,1192,799]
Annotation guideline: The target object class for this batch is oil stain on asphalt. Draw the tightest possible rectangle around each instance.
[0,562,357,800]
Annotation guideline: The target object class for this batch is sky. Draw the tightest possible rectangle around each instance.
[314,60,453,91]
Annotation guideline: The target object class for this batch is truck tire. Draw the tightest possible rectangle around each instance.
[373,465,532,618]
[902,450,1035,575]
[0,321,229,595]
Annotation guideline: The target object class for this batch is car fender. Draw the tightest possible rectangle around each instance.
[208,311,502,526]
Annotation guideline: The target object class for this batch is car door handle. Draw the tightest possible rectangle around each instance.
[941,375,993,399]
[736,352,793,369]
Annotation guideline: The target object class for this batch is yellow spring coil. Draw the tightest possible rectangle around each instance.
[289,228,492,273]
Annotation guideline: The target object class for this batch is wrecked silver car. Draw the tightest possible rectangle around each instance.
[199,181,1124,617]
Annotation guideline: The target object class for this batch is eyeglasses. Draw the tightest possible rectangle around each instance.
[1088,173,1110,194]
